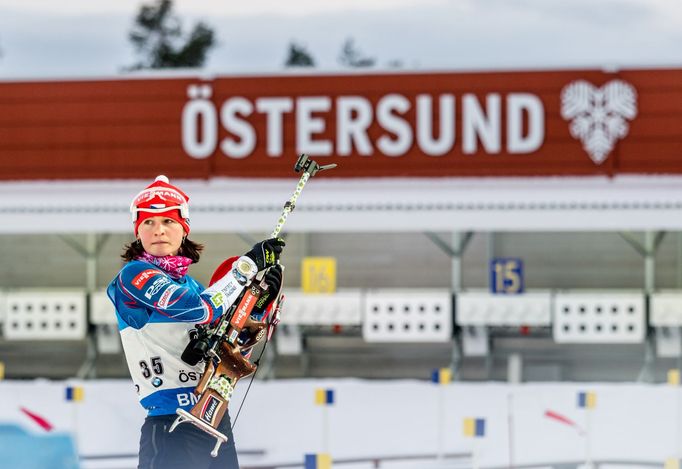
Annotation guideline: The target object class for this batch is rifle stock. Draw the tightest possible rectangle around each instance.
[170,154,335,457]
[169,273,273,457]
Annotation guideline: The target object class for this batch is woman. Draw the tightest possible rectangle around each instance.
[107,175,284,469]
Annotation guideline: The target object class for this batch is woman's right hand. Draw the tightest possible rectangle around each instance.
[244,237,286,270]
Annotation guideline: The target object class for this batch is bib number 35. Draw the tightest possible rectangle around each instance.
[139,356,164,379]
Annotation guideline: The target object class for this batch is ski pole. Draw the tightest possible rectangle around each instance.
[270,154,337,238]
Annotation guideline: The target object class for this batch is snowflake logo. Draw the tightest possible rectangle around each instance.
[560,79,638,165]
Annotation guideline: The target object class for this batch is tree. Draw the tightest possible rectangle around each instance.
[386,59,404,69]
[284,41,315,67]
[128,0,215,70]
[338,38,375,68]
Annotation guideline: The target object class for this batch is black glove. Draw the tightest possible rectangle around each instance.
[244,237,285,271]
[264,264,283,293]
[181,328,209,366]
[255,265,283,311]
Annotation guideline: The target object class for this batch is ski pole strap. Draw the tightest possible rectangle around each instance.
[271,172,310,238]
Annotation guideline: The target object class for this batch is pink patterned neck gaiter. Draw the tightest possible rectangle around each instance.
[138,252,193,279]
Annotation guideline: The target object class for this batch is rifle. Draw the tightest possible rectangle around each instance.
[169,154,337,456]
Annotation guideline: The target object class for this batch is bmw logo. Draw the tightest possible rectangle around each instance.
[152,377,163,388]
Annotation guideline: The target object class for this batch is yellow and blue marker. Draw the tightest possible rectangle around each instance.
[463,418,485,437]
[305,453,332,469]
[65,386,84,402]
[315,388,334,405]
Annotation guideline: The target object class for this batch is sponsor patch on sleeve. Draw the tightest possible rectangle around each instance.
[157,285,180,308]
[145,276,171,299]
[132,269,160,289]
[221,283,237,298]
[210,292,225,308]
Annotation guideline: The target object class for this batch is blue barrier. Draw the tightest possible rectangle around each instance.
[0,424,79,469]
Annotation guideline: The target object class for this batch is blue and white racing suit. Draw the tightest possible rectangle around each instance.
[108,257,257,468]
[107,257,255,416]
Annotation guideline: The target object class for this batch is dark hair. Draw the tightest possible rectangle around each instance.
[121,238,204,263]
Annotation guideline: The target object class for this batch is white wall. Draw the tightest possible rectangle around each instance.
[0,379,678,467]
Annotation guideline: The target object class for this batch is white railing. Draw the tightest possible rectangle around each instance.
[89,290,117,325]
[650,291,682,326]
[281,289,362,326]
[456,290,551,326]
[6,288,682,348]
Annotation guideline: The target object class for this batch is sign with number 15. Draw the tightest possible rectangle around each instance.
[490,258,524,294]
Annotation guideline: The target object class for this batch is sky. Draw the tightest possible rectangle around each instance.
[0,0,680,79]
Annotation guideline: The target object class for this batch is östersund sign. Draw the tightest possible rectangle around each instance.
[0,68,676,180]
[181,84,546,160]
[180,74,643,171]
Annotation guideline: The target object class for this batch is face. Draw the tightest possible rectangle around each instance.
[137,216,185,257]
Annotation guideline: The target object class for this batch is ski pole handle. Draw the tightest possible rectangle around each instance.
[270,154,337,238]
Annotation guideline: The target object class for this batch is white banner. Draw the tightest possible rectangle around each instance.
[0,379,677,467]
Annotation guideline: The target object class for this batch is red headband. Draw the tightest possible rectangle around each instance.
[130,175,190,235]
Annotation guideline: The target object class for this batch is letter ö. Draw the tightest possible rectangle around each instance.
[182,84,218,159]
